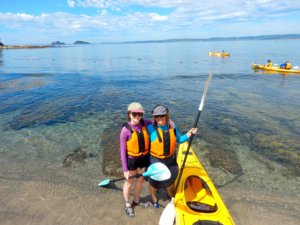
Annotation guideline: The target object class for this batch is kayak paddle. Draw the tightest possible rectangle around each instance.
[159,72,213,225]
[98,162,171,187]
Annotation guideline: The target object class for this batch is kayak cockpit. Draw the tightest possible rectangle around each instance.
[184,175,218,213]
[192,220,224,225]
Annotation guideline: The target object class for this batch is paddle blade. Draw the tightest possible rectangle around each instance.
[199,72,213,111]
[159,198,175,225]
[98,176,127,187]
[98,163,170,188]
[98,179,110,187]
[143,162,171,181]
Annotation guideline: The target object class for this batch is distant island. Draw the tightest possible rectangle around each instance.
[102,34,300,44]
[74,41,90,44]
[51,41,65,46]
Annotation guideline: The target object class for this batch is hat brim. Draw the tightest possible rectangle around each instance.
[129,109,145,113]
[152,112,167,116]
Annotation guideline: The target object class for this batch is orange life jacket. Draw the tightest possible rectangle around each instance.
[150,123,177,159]
[124,120,150,157]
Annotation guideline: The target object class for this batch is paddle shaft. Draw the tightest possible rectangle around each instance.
[111,174,140,183]
[173,73,212,194]
[158,73,212,225]
[173,111,200,193]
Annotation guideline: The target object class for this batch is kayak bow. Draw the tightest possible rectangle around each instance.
[174,142,235,225]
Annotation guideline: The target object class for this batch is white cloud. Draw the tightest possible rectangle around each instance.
[1,0,300,44]
[149,13,168,21]
[0,12,34,21]
[75,0,116,9]
[67,0,76,8]
[65,0,300,23]
[100,9,108,16]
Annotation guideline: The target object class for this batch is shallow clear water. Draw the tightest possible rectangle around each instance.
[0,40,299,197]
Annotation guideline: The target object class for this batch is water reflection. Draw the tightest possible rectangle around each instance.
[252,69,290,87]
[0,50,3,66]
[280,75,287,87]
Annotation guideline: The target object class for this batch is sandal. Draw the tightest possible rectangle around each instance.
[132,201,151,208]
[125,205,135,218]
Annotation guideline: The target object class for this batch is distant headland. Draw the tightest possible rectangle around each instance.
[101,34,300,44]
[0,40,90,49]
[1,34,299,48]
[0,43,51,49]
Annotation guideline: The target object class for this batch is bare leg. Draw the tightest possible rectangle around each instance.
[133,167,145,203]
[123,170,136,205]
[149,183,158,203]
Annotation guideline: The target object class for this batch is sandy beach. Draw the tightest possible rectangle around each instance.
[1,175,299,225]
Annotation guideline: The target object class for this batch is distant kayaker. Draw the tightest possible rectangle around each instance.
[146,104,197,208]
[280,60,291,69]
[120,102,152,218]
[265,59,273,67]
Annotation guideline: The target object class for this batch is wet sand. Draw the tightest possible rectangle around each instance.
[1,177,299,225]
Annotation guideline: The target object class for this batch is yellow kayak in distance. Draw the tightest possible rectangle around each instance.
[174,142,235,225]
[252,63,300,75]
[208,52,230,57]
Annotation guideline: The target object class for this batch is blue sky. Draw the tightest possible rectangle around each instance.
[1,0,300,44]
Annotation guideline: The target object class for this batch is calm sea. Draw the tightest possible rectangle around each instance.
[0,40,299,199]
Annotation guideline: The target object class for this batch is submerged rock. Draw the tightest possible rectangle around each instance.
[253,134,300,177]
[102,127,122,177]
[62,147,98,168]
[205,146,243,174]
[201,129,243,174]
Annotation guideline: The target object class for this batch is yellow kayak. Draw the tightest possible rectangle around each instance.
[252,63,300,74]
[208,52,230,57]
[174,142,235,225]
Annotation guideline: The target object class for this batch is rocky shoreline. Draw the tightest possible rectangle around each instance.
[0,40,90,49]
[0,45,51,49]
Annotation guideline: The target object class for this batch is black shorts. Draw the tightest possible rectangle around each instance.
[127,155,149,171]
[149,155,178,189]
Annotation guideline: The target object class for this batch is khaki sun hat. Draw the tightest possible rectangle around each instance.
[127,102,145,113]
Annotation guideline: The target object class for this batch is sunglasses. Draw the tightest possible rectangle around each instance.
[132,112,143,117]
[154,115,166,118]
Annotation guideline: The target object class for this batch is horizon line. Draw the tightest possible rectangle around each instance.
[100,33,300,44]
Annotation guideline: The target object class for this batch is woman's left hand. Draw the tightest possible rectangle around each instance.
[187,128,198,137]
